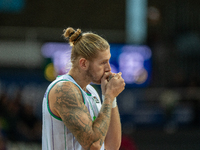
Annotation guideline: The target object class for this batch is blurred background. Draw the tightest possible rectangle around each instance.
[0,0,200,150]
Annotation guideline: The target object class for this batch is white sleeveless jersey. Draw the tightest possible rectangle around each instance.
[42,74,104,150]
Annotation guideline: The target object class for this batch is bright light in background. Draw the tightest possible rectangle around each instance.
[41,43,71,81]
[119,45,151,84]
[41,43,152,87]
[126,0,147,44]
[119,52,145,84]
[53,50,71,75]
[109,44,152,87]
[44,63,57,81]
[41,42,71,76]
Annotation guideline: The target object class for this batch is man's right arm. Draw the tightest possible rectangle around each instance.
[49,81,114,150]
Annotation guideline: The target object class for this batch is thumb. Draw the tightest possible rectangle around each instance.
[113,72,122,79]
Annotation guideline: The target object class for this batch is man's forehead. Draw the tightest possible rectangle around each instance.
[97,49,111,59]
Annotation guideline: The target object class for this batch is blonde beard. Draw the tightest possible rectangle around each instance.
[86,65,102,85]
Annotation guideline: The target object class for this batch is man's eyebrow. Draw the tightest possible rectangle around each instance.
[101,58,109,62]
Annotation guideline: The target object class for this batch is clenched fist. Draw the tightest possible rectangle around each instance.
[101,72,125,101]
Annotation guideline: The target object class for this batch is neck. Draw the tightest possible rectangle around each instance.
[68,67,90,91]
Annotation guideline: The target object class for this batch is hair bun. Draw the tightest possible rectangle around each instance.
[63,27,82,45]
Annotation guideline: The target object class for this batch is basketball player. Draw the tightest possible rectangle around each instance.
[42,27,125,150]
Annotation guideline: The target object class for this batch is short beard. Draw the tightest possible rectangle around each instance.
[86,64,101,84]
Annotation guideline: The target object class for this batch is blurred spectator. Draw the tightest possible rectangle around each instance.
[0,117,7,150]
[160,90,181,133]
[0,84,42,143]
[0,93,9,118]
[0,136,6,150]
[5,90,22,141]
[17,104,41,142]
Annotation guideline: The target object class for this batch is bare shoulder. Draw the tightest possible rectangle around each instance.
[49,81,84,113]
[49,80,92,125]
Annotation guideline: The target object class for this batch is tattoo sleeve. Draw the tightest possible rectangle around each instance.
[53,82,113,149]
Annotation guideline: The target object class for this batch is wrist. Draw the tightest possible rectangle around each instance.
[104,92,115,100]
[102,95,117,108]
[112,98,117,108]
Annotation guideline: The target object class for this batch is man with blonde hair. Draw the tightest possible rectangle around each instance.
[42,27,125,150]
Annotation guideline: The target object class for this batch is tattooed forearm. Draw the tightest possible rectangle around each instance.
[94,103,112,133]
[102,104,111,118]
[91,97,112,146]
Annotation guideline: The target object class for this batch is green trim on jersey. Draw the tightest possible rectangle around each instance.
[88,96,96,121]
[86,92,92,96]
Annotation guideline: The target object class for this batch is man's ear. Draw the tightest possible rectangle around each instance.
[79,58,89,70]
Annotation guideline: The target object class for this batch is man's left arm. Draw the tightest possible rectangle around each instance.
[101,72,123,150]
[104,106,122,150]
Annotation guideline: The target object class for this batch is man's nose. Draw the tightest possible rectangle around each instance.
[105,62,111,72]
